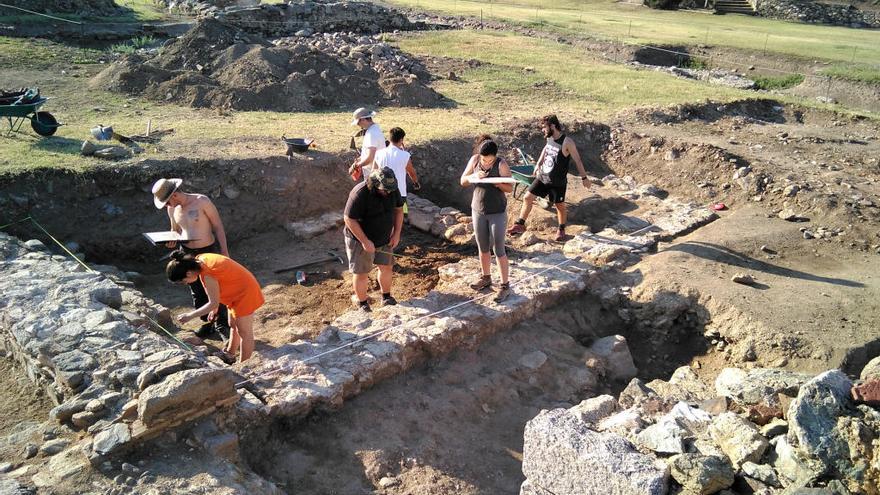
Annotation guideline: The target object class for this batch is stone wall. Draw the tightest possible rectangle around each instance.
[756,0,880,28]
[0,233,240,466]
[520,364,880,494]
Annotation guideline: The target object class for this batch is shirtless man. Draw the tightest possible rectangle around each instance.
[151,178,230,338]
[507,114,591,242]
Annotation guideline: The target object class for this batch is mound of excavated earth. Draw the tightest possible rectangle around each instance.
[93,19,447,111]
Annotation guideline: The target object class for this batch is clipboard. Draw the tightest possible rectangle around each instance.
[143,231,198,246]
[466,175,518,184]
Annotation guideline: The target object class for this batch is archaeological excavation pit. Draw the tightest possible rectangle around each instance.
[3,100,880,494]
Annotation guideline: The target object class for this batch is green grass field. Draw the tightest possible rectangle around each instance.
[384,0,880,66]
[0,29,864,173]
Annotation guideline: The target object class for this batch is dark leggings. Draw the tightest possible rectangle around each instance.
[181,242,229,329]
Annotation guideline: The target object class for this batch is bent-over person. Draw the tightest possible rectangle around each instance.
[166,252,264,363]
[343,167,405,313]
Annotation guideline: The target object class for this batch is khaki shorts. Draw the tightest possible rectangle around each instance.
[345,236,394,274]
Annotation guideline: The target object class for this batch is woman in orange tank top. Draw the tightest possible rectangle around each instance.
[166,251,264,363]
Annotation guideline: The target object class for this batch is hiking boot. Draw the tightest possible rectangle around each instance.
[381,295,397,306]
[507,223,526,236]
[356,300,372,313]
[195,322,217,339]
[554,228,566,242]
[494,283,511,303]
[469,274,492,291]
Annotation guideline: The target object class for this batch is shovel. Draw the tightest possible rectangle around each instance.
[275,251,344,274]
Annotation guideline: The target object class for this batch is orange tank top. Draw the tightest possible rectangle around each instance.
[195,253,260,307]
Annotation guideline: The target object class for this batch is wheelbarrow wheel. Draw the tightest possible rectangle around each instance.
[31,111,58,137]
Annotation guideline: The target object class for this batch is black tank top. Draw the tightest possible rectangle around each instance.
[471,157,507,215]
[537,134,570,187]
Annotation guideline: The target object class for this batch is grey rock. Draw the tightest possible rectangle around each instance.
[519,351,548,371]
[741,461,781,487]
[24,239,47,251]
[860,355,880,381]
[708,412,769,468]
[53,350,97,372]
[522,408,669,495]
[637,418,686,454]
[668,454,734,495]
[760,418,788,439]
[0,462,11,473]
[90,286,123,309]
[715,367,811,405]
[40,438,70,456]
[768,435,822,486]
[92,423,131,456]
[23,444,38,459]
[50,400,89,423]
[590,335,637,382]
[138,368,238,427]
[569,395,617,425]
[786,370,853,479]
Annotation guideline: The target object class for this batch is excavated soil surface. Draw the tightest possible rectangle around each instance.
[93,19,448,112]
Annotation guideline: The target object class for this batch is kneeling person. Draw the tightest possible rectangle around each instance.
[344,167,405,312]
[166,252,264,363]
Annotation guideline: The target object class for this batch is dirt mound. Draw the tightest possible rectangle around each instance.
[94,20,449,111]
[5,0,120,15]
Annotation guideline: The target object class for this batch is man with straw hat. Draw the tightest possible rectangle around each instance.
[151,178,231,339]
[348,107,386,181]
[343,167,404,313]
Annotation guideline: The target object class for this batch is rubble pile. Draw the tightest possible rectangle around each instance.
[521,362,880,494]
[159,0,417,36]
[93,19,447,111]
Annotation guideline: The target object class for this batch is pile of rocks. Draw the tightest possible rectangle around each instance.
[521,361,880,494]
[0,233,242,471]
[273,31,430,83]
[406,193,474,244]
[629,62,758,91]
[756,0,880,28]
[94,18,446,111]
[160,0,416,36]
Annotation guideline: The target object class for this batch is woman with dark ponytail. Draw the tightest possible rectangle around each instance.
[460,134,513,303]
[166,251,264,363]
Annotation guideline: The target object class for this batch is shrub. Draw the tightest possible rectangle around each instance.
[753,74,805,90]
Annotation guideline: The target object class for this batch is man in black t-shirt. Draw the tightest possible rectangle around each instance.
[344,166,405,312]
[507,114,591,242]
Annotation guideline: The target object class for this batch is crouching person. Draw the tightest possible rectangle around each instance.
[166,251,264,363]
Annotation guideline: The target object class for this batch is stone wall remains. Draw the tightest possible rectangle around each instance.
[0,233,241,466]
[756,0,880,28]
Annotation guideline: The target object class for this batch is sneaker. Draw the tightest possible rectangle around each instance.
[494,283,511,303]
[507,223,526,236]
[381,295,397,306]
[214,324,231,341]
[469,275,492,291]
[195,322,217,339]
[357,300,372,313]
[554,228,566,242]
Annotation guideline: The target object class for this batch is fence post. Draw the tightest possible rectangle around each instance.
[704,27,710,45]
[762,33,769,56]
[628,20,632,38]
[851,46,857,63]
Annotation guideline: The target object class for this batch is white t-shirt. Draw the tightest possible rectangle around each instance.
[375,144,411,197]
[360,123,386,163]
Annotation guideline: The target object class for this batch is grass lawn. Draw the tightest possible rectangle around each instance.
[0,30,861,173]
[384,0,880,65]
